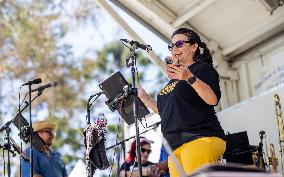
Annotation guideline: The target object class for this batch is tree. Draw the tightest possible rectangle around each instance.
[0,0,101,172]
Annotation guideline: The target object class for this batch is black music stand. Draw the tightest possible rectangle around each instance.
[12,113,46,151]
[223,131,256,165]
[99,71,150,125]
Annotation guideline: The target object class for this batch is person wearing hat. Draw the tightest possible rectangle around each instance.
[21,120,68,177]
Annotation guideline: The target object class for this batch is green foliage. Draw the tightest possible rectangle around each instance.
[0,0,99,172]
[107,124,124,141]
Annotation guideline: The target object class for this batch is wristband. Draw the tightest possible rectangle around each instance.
[186,75,196,85]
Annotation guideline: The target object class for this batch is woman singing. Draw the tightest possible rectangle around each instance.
[138,28,226,176]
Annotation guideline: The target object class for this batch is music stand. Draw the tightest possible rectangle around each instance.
[99,71,150,125]
[12,113,46,151]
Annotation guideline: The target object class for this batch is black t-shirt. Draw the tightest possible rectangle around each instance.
[157,62,225,150]
[119,161,154,177]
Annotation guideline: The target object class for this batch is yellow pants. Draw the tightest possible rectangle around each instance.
[168,137,226,177]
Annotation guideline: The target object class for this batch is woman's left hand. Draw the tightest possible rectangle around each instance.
[167,64,193,80]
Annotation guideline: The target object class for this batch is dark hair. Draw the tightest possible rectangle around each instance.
[171,28,213,65]
[126,140,151,163]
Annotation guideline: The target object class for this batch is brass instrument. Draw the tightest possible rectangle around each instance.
[274,94,284,174]
[264,134,279,172]
[269,143,278,173]
[264,134,271,172]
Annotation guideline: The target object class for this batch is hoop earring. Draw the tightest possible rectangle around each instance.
[199,47,204,54]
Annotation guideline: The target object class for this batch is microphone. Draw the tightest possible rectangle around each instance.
[259,130,265,139]
[121,39,152,51]
[21,78,42,86]
[31,81,57,92]
[259,130,265,135]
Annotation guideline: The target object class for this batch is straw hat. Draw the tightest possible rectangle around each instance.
[33,120,56,131]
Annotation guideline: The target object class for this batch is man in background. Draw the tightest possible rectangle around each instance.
[21,120,67,177]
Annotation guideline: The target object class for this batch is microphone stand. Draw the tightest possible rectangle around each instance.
[1,135,30,177]
[86,92,103,124]
[85,92,103,177]
[115,146,121,177]
[113,142,126,177]
[256,131,266,171]
[26,85,43,177]
[127,44,142,177]
[121,142,127,177]
[20,87,43,177]
[118,39,151,177]
[0,98,31,177]
[28,83,33,177]
[3,126,13,177]
[0,144,4,175]
[1,141,16,177]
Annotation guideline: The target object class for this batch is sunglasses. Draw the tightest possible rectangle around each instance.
[141,148,152,154]
[168,40,191,51]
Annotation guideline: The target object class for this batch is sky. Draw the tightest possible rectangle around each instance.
[63,2,169,59]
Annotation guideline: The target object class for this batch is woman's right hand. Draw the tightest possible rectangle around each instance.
[166,55,180,80]
[137,84,159,114]
[166,64,175,79]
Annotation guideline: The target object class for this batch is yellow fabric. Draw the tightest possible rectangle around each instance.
[33,120,56,131]
[168,137,226,177]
